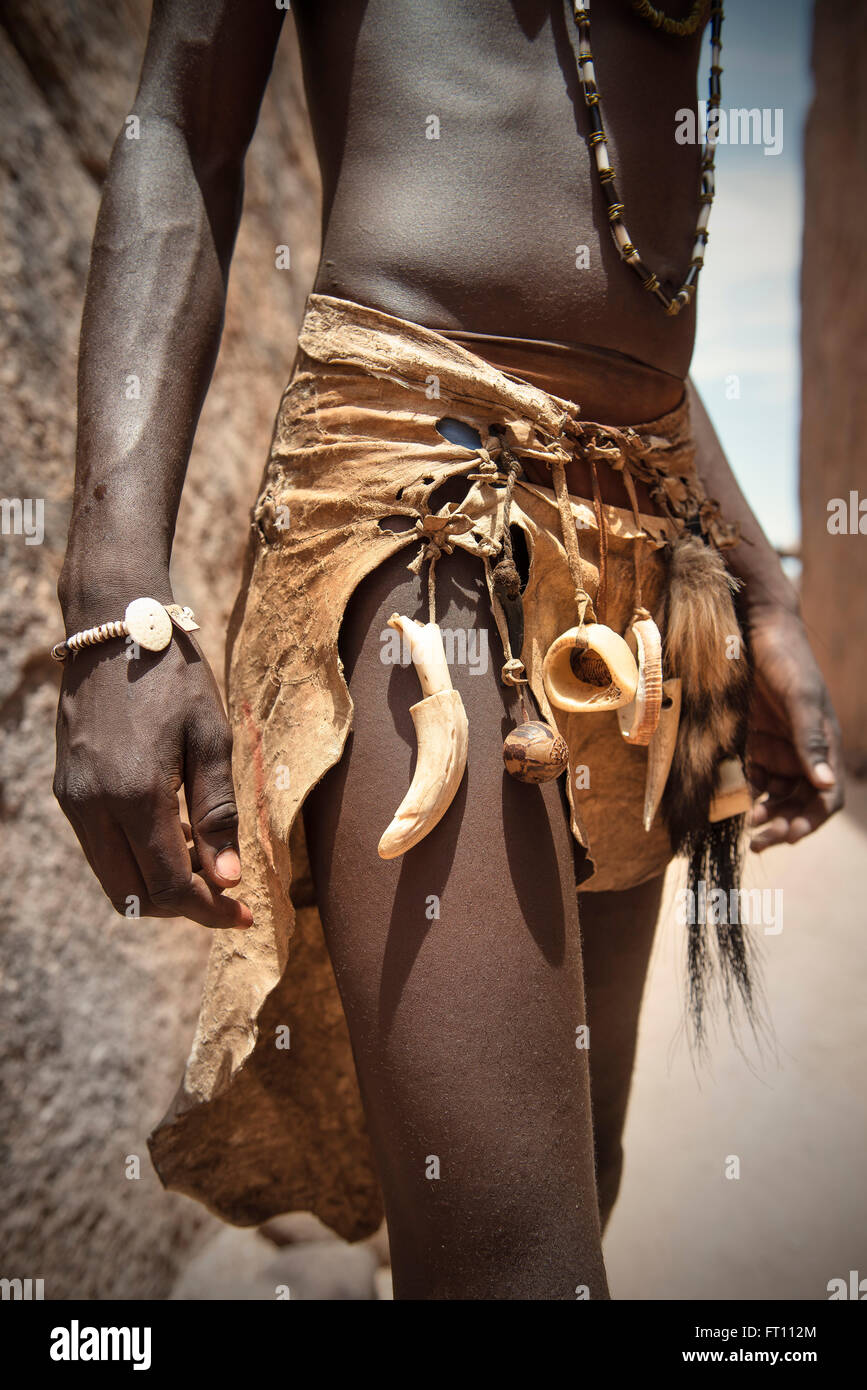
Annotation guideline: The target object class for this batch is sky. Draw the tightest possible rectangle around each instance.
[690,0,813,552]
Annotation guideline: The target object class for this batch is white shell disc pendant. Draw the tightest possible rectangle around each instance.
[124,597,174,652]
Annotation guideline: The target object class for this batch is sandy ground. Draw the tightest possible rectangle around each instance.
[604,778,867,1301]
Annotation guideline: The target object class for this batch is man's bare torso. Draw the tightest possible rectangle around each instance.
[293,0,707,411]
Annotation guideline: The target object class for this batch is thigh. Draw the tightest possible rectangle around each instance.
[578,873,666,1226]
[303,543,609,1300]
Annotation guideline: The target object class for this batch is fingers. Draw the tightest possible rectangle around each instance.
[788,695,842,795]
[65,806,149,918]
[179,820,203,873]
[819,704,846,810]
[746,705,845,851]
[748,781,836,851]
[184,710,244,892]
[745,730,803,783]
[745,739,801,821]
[62,797,249,928]
[120,796,252,929]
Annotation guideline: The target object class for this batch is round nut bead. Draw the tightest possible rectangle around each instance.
[124,597,173,652]
[503,721,569,784]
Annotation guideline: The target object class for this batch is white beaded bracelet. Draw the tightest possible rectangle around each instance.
[51,597,199,662]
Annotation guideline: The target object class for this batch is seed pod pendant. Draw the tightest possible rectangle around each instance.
[503,711,569,784]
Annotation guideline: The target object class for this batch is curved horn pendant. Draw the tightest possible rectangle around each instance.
[643,677,681,831]
[377,614,469,860]
[709,756,753,823]
[542,624,639,714]
[617,615,663,746]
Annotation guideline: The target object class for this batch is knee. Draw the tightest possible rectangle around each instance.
[382,1161,609,1299]
[388,1193,608,1300]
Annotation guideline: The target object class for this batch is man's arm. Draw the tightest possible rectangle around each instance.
[54,0,285,928]
[60,0,285,621]
[687,377,844,850]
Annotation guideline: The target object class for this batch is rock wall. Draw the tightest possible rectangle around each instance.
[0,1,321,1298]
[800,1,867,776]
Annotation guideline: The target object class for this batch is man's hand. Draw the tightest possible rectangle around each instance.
[53,625,252,930]
[744,606,844,851]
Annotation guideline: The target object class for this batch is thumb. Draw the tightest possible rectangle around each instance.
[184,711,243,890]
[788,699,836,791]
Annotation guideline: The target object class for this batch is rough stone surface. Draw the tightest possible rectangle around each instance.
[0,2,321,1298]
[800,1,867,775]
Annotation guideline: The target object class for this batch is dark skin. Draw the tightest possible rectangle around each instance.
[54,0,844,1297]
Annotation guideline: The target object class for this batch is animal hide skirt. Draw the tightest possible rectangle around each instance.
[148,294,748,1241]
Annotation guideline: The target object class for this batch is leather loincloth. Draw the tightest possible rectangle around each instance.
[148,294,741,1240]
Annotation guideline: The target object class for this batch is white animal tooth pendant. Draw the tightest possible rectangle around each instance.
[503,720,568,783]
[709,756,753,823]
[378,614,469,859]
[617,613,663,746]
[643,677,681,831]
[542,623,639,714]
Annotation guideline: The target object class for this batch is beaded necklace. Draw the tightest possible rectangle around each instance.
[571,0,724,317]
[631,0,707,38]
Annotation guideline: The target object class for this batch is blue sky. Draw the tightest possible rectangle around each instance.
[690,0,812,551]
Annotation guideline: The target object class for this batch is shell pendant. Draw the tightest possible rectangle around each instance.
[542,623,639,714]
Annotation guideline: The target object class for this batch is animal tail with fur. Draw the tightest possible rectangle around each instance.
[660,534,759,1048]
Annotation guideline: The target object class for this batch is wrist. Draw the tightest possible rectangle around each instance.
[741,586,802,629]
[57,558,174,634]
[725,554,801,627]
